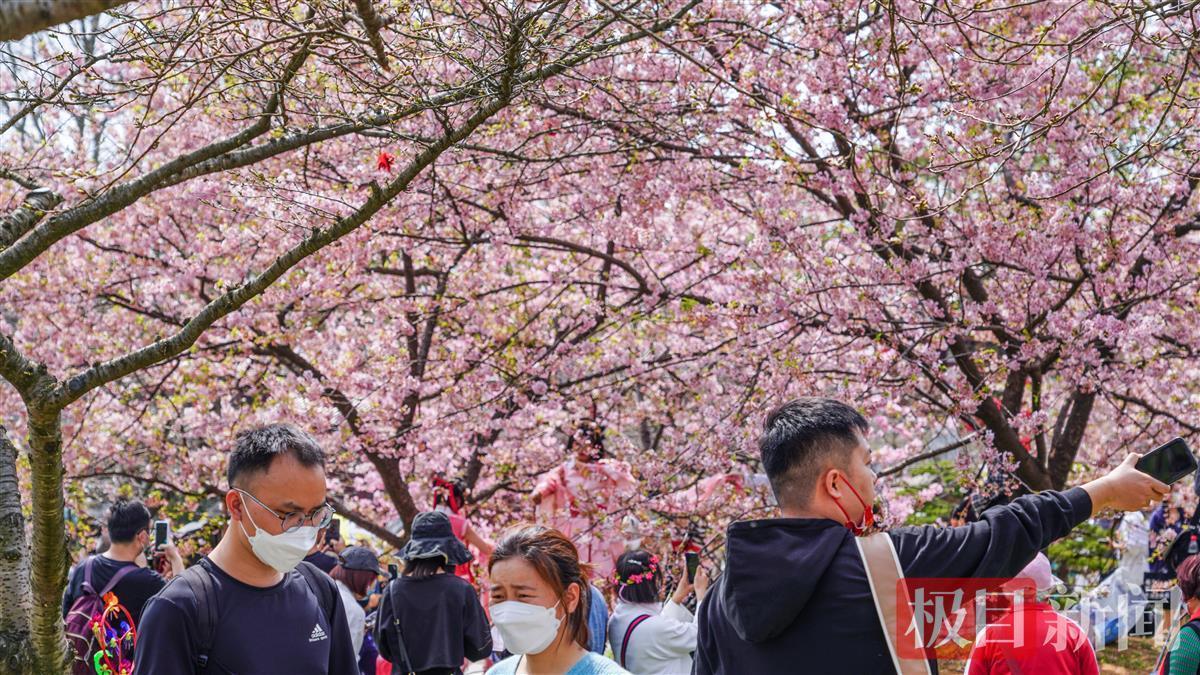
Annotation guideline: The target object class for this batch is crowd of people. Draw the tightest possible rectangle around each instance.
[62,398,1179,674]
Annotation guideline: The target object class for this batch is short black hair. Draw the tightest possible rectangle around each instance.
[107,498,151,543]
[759,398,869,508]
[227,423,326,488]
[614,550,662,603]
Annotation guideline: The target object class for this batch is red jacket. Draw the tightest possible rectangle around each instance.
[966,601,1099,675]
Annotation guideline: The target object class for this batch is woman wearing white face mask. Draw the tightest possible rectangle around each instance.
[486,526,629,675]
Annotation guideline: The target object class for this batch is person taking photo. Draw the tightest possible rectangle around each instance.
[695,397,1170,675]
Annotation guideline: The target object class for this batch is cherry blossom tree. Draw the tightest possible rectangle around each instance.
[735,0,1200,492]
[50,103,757,556]
[0,0,702,670]
[532,0,1200,494]
[6,1,1200,672]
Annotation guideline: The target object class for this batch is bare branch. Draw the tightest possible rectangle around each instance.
[0,330,42,394]
[0,188,61,250]
[352,0,389,70]
[0,1,130,42]
[517,234,651,295]
[70,470,222,500]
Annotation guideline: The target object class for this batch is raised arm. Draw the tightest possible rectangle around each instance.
[893,454,1167,579]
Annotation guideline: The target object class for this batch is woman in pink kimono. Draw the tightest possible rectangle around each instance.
[531,420,636,581]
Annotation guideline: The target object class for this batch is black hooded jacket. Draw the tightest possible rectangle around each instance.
[694,487,1092,674]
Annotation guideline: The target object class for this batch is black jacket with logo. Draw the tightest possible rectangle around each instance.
[694,487,1092,675]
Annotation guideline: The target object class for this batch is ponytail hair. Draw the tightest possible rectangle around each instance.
[490,525,591,650]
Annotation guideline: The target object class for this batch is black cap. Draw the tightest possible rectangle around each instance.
[338,546,381,574]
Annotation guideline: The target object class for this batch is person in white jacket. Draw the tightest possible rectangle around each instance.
[608,549,709,675]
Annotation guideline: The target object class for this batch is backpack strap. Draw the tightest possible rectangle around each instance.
[295,561,337,629]
[619,614,652,668]
[98,563,140,597]
[856,532,933,675]
[80,556,97,594]
[78,556,138,598]
[387,580,416,675]
[178,558,220,672]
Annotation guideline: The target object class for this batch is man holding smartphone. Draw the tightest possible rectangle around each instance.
[62,498,185,623]
[695,398,1172,675]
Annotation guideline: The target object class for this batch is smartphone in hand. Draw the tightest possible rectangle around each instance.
[154,520,169,548]
[325,517,342,545]
[1135,438,1197,485]
[685,552,700,584]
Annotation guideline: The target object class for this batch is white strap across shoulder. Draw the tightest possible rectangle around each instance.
[856,533,933,675]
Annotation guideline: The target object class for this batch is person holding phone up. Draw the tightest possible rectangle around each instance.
[695,398,1174,675]
[607,550,708,675]
[62,499,185,624]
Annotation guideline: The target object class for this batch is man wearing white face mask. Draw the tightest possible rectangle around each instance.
[135,423,359,674]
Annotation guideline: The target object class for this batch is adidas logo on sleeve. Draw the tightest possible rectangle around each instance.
[309,623,328,642]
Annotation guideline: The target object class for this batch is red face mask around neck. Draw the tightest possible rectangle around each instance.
[832,477,875,536]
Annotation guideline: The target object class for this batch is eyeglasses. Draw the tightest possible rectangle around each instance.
[235,488,335,534]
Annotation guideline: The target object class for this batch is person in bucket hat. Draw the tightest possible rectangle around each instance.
[376,512,491,674]
[398,511,474,567]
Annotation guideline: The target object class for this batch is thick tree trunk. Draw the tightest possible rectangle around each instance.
[366,451,418,538]
[26,407,69,674]
[0,1,130,42]
[0,424,33,673]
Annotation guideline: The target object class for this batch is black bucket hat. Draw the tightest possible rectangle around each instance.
[398,511,472,566]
